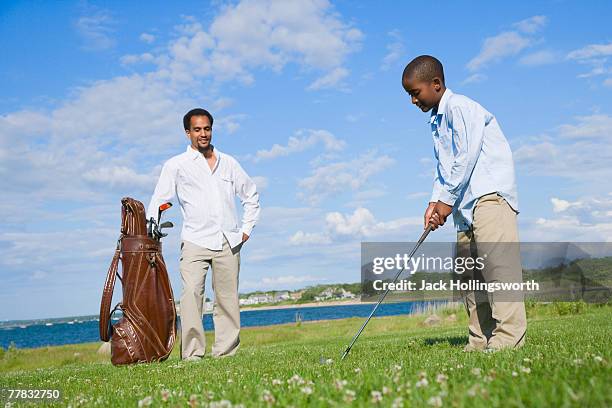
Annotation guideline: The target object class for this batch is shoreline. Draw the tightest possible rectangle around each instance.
[238,299,367,312]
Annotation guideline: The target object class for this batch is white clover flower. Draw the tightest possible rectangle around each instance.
[523,357,532,364]
[436,373,448,384]
[415,377,429,388]
[594,356,603,363]
[138,396,152,407]
[300,386,313,395]
[354,367,362,374]
[160,389,170,402]
[471,367,482,376]
[382,386,391,395]
[520,366,531,374]
[512,371,518,377]
[210,401,233,408]
[261,390,275,405]
[392,396,404,408]
[334,379,347,391]
[371,390,383,403]
[344,390,356,403]
[324,358,334,365]
[427,395,443,407]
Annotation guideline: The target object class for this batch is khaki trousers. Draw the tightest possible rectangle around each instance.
[456,193,527,350]
[179,238,241,359]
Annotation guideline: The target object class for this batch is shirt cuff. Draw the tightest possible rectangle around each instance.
[437,189,458,207]
[241,224,255,237]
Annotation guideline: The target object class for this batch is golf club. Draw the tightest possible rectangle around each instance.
[340,225,433,361]
[157,202,172,227]
[156,221,174,239]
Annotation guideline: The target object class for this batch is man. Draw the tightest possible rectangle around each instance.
[147,108,260,360]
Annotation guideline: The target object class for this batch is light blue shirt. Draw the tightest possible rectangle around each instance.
[430,89,518,231]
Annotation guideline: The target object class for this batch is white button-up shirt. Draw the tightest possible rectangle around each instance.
[147,146,260,250]
[430,89,518,231]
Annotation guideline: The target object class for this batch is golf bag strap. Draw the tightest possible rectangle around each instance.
[99,241,121,342]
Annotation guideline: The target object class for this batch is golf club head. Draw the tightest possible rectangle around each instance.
[160,221,174,229]
[157,202,172,225]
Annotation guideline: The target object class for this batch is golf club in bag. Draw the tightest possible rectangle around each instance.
[99,197,177,365]
[341,225,432,360]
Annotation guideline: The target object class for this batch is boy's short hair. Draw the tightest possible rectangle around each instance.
[183,108,214,130]
[402,55,445,84]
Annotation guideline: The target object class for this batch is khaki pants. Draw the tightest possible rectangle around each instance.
[456,193,527,350]
[179,238,241,359]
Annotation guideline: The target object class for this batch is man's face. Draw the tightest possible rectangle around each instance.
[186,115,212,150]
[402,76,442,112]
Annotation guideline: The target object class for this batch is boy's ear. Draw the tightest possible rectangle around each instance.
[432,77,442,91]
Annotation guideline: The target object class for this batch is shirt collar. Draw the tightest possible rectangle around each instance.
[429,88,453,124]
[186,145,220,161]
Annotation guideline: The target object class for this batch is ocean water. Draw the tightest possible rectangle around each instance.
[0,300,445,349]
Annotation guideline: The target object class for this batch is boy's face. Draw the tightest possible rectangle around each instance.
[402,76,444,113]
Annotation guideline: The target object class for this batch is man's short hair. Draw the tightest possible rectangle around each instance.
[402,55,445,84]
[183,108,214,130]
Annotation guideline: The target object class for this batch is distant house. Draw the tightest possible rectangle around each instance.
[273,291,290,302]
[290,291,304,300]
[249,293,273,304]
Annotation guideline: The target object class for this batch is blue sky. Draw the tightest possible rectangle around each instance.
[1,0,611,320]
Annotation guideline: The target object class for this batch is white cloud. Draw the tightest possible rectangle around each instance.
[567,42,612,60]
[380,30,405,71]
[514,114,612,181]
[465,15,548,82]
[407,192,430,200]
[298,152,395,204]
[519,50,559,66]
[467,31,532,72]
[566,42,612,81]
[558,114,612,139]
[290,207,422,246]
[120,52,156,65]
[461,73,487,85]
[605,78,612,87]
[512,15,547,34]
[251,176,269,190]
[522,195,612,242]
[326,207,420,238]
[75,9,116,51]
[307,67,349,90]
[82,165,159,190]
[253,129,345,161]
[289,231,331,245]
[140,33,156,43]
[154,0,362,88]
[551,197,580,213]
[261,275,325,285]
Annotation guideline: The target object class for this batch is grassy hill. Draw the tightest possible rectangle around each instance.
[1,303,610,407]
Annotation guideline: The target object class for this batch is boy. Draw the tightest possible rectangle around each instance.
[402,55,526,351]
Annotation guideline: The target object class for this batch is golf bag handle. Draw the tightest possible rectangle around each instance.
[99,240,121,342]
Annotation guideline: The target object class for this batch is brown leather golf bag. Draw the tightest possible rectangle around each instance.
[99,197,177,365]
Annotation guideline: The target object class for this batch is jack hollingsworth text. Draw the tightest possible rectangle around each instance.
[372,279,540,293]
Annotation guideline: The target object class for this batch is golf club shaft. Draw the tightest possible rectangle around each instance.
[341,225,432,360]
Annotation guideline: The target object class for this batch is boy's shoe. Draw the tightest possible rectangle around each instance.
[183,355,203,362]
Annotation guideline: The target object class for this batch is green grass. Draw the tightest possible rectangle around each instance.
[1,303,611,407]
